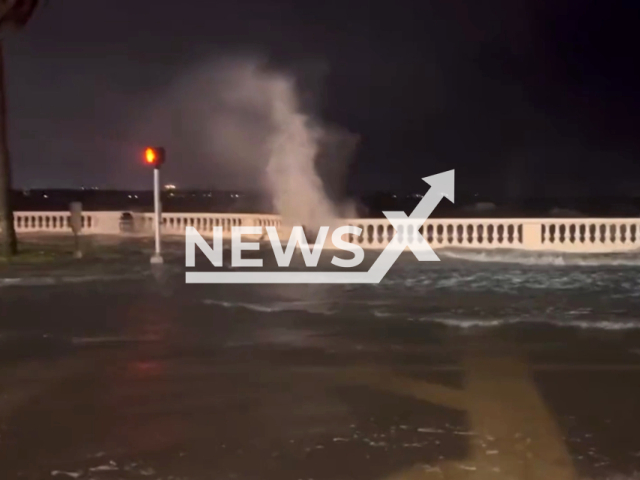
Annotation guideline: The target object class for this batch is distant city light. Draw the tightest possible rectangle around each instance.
[164,184,176,190]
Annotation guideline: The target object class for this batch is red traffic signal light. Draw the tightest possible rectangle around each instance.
[144,147,165,167]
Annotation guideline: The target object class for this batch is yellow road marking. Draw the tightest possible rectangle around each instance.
[345,353,578,480]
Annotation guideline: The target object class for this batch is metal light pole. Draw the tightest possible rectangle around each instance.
[145,147,165,265]
[150,166,163,264]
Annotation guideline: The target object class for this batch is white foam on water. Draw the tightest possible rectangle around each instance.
[417,427,446,434]
[372,310,395,318]
[0,272,148,288]
[203,299,273,312]
[51,471,82,479]
[203,298,335,315]
[567,308,594,316]
[204,295,640,332]
[0,277,56,286]
[412,316,640,331]
[381,267,640,297]
[439,249,640,266]
[71,336,159,345]
[89,462,118,472]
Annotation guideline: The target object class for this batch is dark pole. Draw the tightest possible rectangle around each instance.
[0,41,17,257]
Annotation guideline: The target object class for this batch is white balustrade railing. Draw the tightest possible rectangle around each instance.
[5,211,640,253]
[342,219,525,249]
[537,219,640,252]
[340,218,640,252]
[154,213,282,235]
[9,211,282,237]
[13,211,122,235]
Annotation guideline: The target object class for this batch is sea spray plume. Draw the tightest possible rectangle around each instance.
[212,59,358,229]
[262,71,338,229]
[135,56,358,230]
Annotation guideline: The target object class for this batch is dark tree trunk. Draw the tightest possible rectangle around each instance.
[0,41,17,256]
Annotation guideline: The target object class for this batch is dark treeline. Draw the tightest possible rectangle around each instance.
[10,189,640,218]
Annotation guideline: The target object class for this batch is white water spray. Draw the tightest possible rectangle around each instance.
[264,73,339,229]
[137,56,358,230]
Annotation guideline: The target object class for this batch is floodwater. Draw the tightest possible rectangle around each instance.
[1,237,640,479]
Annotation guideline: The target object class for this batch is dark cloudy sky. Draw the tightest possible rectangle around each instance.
[6,0,640,198]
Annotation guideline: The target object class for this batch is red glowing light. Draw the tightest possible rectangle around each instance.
[145,148,155,163]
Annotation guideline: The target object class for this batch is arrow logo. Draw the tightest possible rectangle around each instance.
[186,170,455,284]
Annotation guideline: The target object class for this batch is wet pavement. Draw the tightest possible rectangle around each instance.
[1,236,640,479]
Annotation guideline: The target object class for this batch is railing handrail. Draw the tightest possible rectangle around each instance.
[11,211,640,222]
[8,211,640,254]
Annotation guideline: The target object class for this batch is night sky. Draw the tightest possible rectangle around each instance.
[6,0,640,199]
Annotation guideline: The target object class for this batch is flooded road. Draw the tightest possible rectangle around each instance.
[2,237,640,479]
